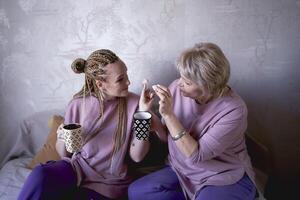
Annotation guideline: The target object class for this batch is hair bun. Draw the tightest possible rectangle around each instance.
[71,58,86,74]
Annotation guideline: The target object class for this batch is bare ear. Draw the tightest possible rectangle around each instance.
[95,80,103,89]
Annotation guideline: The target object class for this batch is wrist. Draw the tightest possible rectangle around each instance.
[138,108,150,112]
[162,112,175,121]
[138,106,150,112]
[171,130,186,141]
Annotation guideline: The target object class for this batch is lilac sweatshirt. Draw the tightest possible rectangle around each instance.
[63,92,139,199]
[167,80,255,200]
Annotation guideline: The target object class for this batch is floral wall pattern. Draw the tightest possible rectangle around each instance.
[1,0,300,184]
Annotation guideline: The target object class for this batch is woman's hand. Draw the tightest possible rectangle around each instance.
[139,79,155,111]
[55,123,72,158]
[153,84,198,157]
[152,84,174,118]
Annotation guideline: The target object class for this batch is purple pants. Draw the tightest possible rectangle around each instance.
[128,166,256,200]
[17,160,113,200]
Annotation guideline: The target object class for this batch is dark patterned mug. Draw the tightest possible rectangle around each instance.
[133,111,152,140]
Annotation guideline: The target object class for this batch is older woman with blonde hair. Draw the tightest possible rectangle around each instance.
[128,42,257,200]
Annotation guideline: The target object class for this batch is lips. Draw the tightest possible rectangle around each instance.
[179,89,187,96]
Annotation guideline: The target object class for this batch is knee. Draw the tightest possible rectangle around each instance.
[128,178,154,200]
[128,180,142,200]
[18,165,49,199]
[32,164,48,175]
[28,164,49,186]
[129,178,166,200]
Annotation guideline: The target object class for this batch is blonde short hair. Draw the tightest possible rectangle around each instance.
[176,42,230,97]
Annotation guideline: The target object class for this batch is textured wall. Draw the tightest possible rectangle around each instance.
[1,0,299,186]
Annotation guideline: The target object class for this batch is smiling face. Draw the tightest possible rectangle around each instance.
[96,59,130,99]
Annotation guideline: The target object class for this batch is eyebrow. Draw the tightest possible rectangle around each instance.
[116,74,125,80]
[115,69,128,80]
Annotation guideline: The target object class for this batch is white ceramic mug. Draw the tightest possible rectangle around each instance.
[62,123,83,153]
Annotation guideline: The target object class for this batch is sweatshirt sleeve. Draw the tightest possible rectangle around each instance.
[64,99,81,125]
[185,106,247,165]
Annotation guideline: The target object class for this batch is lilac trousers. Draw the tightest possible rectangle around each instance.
[128,166,256,200]
[17,160,113,200]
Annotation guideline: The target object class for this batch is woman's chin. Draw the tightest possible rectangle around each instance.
[120,90,129,97]
[180,90,188,97]
[105,91,129,100]
[180,91,195,99]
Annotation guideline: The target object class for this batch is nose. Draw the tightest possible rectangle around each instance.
[126,77,130,86]
[177,78,184,87]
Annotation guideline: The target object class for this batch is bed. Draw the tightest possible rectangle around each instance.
[0,109,63,200]
[0,110,268,200]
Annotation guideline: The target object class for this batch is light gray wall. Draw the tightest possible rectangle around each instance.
[1,0,299,181]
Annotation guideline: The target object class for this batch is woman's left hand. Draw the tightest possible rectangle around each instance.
[152,84,174,118]
[139,79,155,111]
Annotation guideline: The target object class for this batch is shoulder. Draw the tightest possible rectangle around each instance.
[69,95,98,104]
[127,92,139,101]
[125,92,139,118]
[223,89,246,109]
[126,92,139,106]
[67,96,82,109]
[213,89,248,118]
[67,95,98,109]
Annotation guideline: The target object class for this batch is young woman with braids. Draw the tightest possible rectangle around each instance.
[18,49,167,200]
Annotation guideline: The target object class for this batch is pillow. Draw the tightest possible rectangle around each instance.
[27,115,64,169]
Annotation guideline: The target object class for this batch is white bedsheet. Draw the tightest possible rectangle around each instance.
[1,109,64,168]
[0,109,64,200]
[0,158,32,200]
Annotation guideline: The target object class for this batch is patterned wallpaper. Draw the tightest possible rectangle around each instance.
[1,0,300,178]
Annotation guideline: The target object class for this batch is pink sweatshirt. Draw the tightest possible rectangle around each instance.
[63,93,139,199]
[167,80,255,200]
